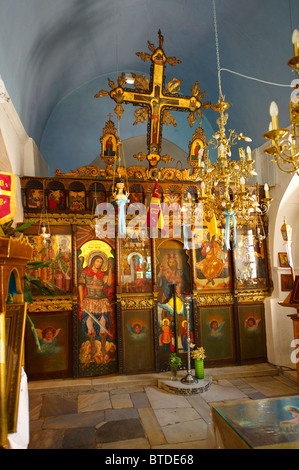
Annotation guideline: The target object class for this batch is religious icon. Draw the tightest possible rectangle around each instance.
[27,189,43,209]
[104,135,116,156]
[119,238,152,294]
[35,326,62,355]
[199,306,234,361]
[126,321,148,342]
[48,189,66,210]
[25,311,72,380]
[206,319,225,339]
[188,125,207,168]
[77,240,117,375]
[129,191,144,204]
[160,317,175,352]
[180,319,194,352]
[157,252,189,303]
[195,230,231,290]
[69,191,85,211]
[55,235,71,291]
[244,316,261,331]
[27,234,72,292]
[278,252,290,268]
[280,406,299,428]
[191,140,204,165]
[238,304,266,360]
[233,226,268,289]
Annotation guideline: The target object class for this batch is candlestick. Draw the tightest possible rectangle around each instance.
[181,293,198,385]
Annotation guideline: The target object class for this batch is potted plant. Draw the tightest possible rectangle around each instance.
[168,352,182,381]
[191,346,206,379]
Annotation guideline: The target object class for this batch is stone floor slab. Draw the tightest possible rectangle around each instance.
[130,391,151,408]
[41,393,77,417]
[95,418,145,444]
[105,407,139,421]
[78,391,111,412]
[243,377,297,397]
[154,407,201,427]
[245,391,266,400]
[161,418,207,444]
[28,429,64,449]
[201,379,247,403]
[101,437,150,449]
[111,393,133,409]
[138,407,167,446]
[186,395,213,424]
[43,410,105,429]
[152,439,213,449]
[28,394,42,420]
[62,427,96,449]
[145,386,192,409]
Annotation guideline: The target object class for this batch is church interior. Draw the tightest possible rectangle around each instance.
[1,0,299,450]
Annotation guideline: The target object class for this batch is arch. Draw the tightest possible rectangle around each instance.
[7,268,23,303]
[0,129,12,172]
[264,171,299,367]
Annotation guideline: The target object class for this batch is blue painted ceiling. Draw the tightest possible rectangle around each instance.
[0,0,299,176]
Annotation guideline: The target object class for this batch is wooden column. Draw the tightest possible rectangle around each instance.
[0,236,32,448]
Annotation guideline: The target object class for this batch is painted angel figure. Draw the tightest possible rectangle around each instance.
[35,326,61,355]
[126,322,147,341]
[244,317,261,330]
[206,320,225,338]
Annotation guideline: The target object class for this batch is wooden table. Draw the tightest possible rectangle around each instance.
[211,395,299,449]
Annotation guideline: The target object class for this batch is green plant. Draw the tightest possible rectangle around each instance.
[168,352,182,370]
[191,346,206,361]
[24,251,58,304]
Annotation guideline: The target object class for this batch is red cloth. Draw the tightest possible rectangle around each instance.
[0,194,11,220]
[0,173,12,191]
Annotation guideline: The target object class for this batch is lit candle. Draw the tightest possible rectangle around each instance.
[246,145,252,161]
[269,101,279,130]
[292,29,299,57]
[201,181,205,197]
[240,177,245,192]
[264,183,269,198]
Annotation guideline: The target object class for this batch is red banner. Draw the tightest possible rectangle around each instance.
[0,172,16,224]
[147,180,164,230]
[0,194,12,220]
[0,173,12,191]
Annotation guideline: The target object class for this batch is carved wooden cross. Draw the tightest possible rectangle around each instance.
[95,30,211,168]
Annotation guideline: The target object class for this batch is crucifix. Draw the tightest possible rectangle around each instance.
[95,30,211,168]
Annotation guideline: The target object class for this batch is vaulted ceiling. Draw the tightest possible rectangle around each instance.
[1,0,299,176]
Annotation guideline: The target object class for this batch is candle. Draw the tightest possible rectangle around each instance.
[269,101,279,130]
[246,146,252,161]
[264,183,269,198]
[292,29,299,57]
[240,177,245,192]
[201,181,205,197]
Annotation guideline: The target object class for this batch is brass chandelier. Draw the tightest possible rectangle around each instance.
[196,0,272,226]
[263,29,299,174]
[197,99,271,222]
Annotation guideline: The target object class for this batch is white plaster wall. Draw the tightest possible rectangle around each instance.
[0,93,48,224]
[256,139,299,368]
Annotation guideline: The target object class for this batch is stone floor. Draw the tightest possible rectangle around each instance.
[27,363,299,449]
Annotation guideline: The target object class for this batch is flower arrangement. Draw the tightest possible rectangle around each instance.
[191,346,206,361]
[168,352,182,370]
